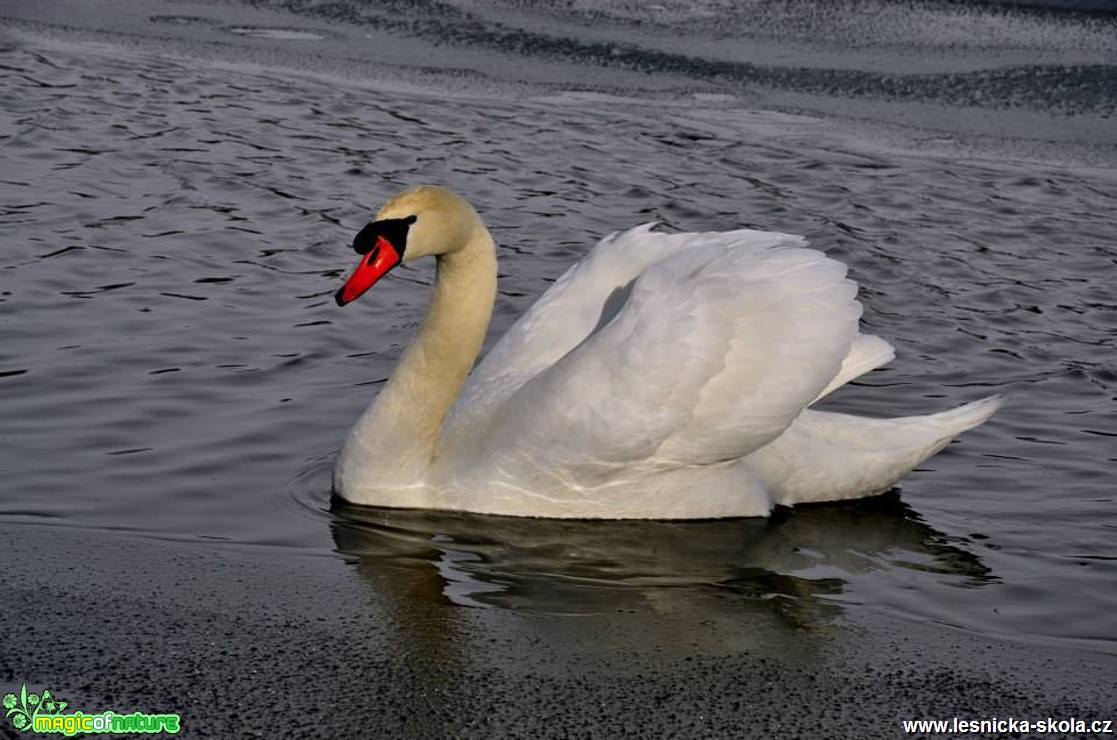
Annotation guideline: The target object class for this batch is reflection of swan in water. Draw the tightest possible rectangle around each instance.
[331,492,990,626]
[314,437,997,731]
[328,488,992,719]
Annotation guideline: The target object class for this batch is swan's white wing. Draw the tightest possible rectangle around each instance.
[445,224,805,438]
[470,241,862,488]
[476,224,806,383]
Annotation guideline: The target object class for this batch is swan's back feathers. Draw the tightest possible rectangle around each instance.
[653,248,860,464]
[446,224,805,438]
[442,227,862,490]
[468,223,806,385]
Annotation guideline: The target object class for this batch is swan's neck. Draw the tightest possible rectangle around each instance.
[336,227,497,491]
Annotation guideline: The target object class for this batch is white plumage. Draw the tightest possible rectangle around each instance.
[334,186,1001,519]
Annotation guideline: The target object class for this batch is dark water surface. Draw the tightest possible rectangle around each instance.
[1,0,1115,735]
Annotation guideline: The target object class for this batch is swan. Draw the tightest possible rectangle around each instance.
[332,185,1000,519]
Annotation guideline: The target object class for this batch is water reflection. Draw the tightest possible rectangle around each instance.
[321,490,995,737]
[330,492,990,627]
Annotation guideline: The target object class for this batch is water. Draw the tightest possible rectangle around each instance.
[1,0,1115,733]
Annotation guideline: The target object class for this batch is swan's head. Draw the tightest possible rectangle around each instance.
[335,185,480,306]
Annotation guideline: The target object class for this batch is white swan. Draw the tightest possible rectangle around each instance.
[333,185,1000,519]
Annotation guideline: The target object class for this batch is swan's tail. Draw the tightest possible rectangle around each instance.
[746,395,1004,507]
[923,394,1004,436]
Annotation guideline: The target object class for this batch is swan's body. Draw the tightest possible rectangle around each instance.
[334,186,1000,519]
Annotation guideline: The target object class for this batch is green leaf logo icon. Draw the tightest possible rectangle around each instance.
[5,684,69,733]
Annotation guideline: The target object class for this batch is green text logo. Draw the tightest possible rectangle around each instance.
[4,685,180,735]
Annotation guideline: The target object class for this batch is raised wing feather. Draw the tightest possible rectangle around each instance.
[463,237,862,488]
[444,224,805,440]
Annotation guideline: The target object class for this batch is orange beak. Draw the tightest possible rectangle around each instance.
[335,236,402,306]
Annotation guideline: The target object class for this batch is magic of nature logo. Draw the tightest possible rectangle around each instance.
[4,684,180,735]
